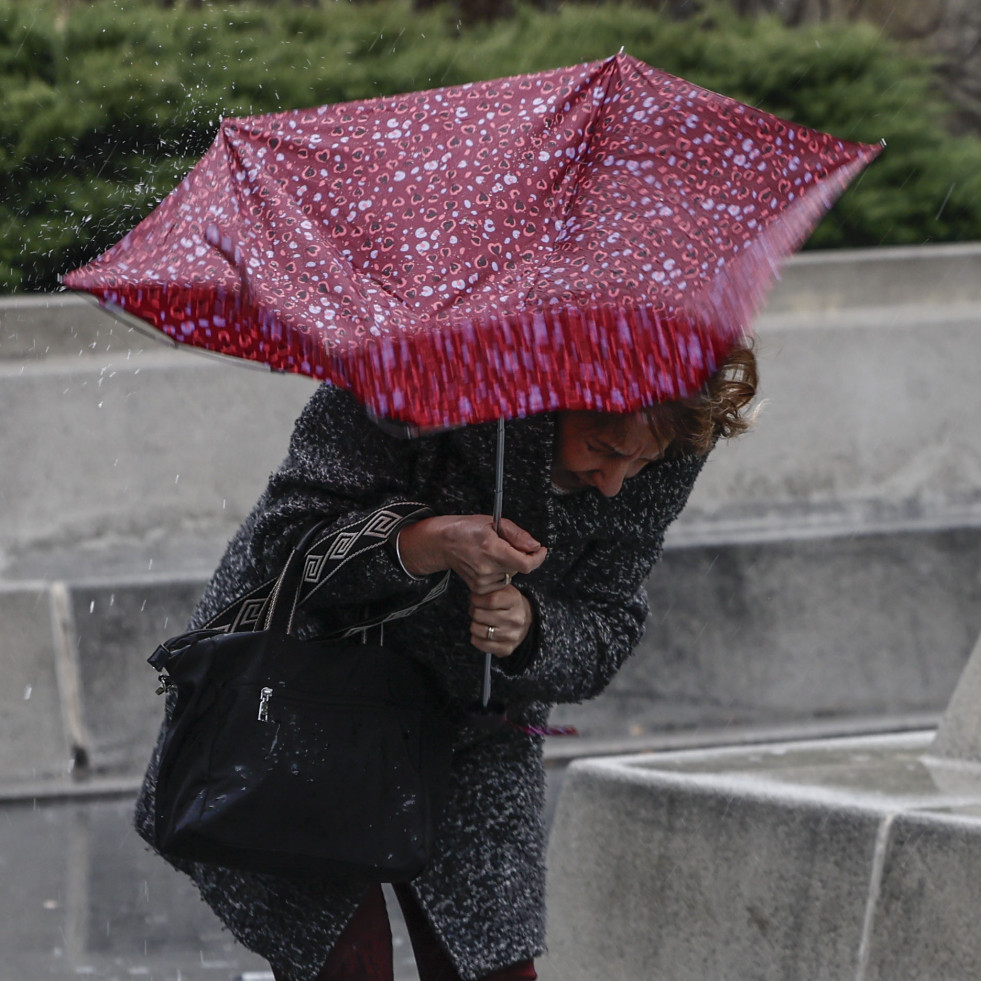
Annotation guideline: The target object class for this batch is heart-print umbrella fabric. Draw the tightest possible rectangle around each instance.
[64,52,880,429]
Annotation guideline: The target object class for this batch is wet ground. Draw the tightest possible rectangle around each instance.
[0,795,420,980]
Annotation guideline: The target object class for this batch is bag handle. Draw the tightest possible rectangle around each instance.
[202,503,449,639]
[263,519,329,637]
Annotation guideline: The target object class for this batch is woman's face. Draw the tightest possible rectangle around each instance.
[552,411,668,497]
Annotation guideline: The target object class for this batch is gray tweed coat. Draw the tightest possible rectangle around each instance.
[135,383,704,981]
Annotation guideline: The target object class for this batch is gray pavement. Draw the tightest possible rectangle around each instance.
[0,795,420,981]
[0,717,934,981]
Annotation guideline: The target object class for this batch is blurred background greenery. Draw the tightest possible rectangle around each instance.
[2,0,980,293]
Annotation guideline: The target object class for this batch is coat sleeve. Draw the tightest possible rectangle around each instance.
[500,453,705,705]
[246,383,442,617]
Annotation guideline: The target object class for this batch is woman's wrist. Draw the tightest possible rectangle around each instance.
[395,517,445,579]
[393,527,427,580]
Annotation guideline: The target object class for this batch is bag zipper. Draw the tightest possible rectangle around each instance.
[258,686,273,722]
[255,685,415,723]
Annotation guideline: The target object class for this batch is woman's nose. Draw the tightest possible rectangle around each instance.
[593,461,630,497]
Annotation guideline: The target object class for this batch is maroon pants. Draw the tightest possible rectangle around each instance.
[273,884,537,981]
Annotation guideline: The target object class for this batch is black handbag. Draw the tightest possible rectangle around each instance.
[145,508,455,883]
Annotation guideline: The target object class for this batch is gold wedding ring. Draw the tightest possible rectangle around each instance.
[486,625,495,640]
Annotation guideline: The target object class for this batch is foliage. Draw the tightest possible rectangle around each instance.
[1,0,979,292]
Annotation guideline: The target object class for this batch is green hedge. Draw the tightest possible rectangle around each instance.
[2,0,980,292]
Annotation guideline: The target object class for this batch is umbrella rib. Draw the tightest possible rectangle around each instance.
[515,54,623,309]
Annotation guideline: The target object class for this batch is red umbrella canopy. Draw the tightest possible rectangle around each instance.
[64,52,880,430]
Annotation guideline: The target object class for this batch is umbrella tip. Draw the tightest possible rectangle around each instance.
[618,45,625,55]
[879,137,888,148]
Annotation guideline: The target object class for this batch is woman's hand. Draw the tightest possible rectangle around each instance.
[398,515,544,658]
[468,586,534,658]
[397,515,546,594]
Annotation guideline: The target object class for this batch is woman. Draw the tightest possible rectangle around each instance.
[136,343,757,981]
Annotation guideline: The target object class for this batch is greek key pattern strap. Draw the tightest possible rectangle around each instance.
[203,503,442,634]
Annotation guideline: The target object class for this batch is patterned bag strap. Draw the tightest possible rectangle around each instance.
[202,503,449,636]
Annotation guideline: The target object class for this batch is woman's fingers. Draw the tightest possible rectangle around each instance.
[469,587,534,657]
[448,517,546,592]
[468,535,547,593]
[497,518,543,555]
[397,514,547,593]
[473,521,545,574]
[470,620,516,658]
[469,588,513,615]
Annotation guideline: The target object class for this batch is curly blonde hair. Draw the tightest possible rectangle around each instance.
[642,341,759,457]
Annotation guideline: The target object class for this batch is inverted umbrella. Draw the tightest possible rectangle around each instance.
[64,51,880,428]
[64,51,881,703]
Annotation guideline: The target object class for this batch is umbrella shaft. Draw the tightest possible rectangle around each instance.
[492,418,505,534]
[484,419,506,707]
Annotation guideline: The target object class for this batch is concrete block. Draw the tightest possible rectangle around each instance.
[0,341,314,576]
[930,630,981,762]
[545,763,879,980]
[678,303,981,535]
[764,243,981,314]
[0,294,124,361]
[542,733,981,981]
[47,523,981,778]
[551,527,981,737]
[0,584,73,782]
[0,242,968,359]
[5,244,981,576]
[4,245,981,782]
[24,522,981,783]
[69,577,206,775]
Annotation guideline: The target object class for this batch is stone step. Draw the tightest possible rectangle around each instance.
[0,573,206,785]
[677,296,981,537]
[555,522,981,736]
